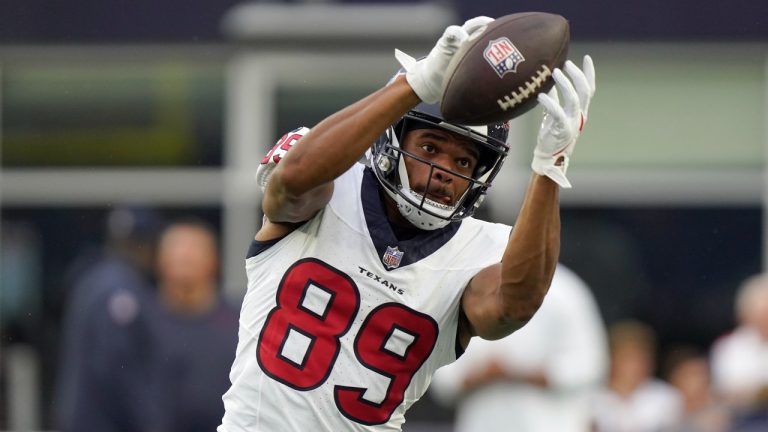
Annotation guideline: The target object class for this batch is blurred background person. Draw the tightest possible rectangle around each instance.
[710,273,768,430]
[591,320,682,432]
[430,264,608,432]
[54,214,238,432]
[147,219,239,432]
[1,2,765,430]
[54,207,163,432]
[663,346,731,432]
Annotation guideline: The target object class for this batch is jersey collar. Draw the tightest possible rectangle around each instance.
[361,168,461,271]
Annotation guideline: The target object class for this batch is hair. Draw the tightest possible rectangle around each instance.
[662,345,706,381]
[735,273,768,323]
[608,320,657,356]
[106,207,163,242]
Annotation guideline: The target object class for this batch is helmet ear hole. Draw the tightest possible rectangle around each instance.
[376,154,395,174]
[371,127,400,173]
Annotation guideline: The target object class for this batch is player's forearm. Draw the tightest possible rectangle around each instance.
[497,174,560,324]
[272,76,420,196]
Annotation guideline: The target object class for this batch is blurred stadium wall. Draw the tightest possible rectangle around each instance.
[0,0,766,431]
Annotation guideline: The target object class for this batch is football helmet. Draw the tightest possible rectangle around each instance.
[371,102,509,230]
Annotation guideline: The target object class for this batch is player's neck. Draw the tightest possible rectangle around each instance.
[380,189,427,241]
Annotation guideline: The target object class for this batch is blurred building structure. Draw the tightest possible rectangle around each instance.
[0,0,766,430]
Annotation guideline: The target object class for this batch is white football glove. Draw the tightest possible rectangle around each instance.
[255,126,310,192]
[395,16,493,104]
[532,55,596,189]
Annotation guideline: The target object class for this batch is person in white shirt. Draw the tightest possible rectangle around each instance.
[664,346,731,432]
[591,320,683,432]
[710,273,768,413]
[429,264,608,432]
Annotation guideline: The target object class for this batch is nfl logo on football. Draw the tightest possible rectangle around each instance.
[484,37,525,78]
[382,246,404,269]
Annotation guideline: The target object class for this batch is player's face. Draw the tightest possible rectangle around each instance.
[400,128,479,206]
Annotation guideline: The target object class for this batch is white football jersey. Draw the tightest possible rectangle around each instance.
[219,163,511,432]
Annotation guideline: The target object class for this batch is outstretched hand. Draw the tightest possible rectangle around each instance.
[395,16,493,104]
[532,55,596,188]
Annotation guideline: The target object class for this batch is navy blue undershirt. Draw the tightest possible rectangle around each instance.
[246,168,461,264]
[360,167,461,271]
[246,237,281,259]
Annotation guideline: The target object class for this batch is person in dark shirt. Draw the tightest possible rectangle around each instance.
[55,207,162,432]
[147,220,239,432]
[56,212,238,432]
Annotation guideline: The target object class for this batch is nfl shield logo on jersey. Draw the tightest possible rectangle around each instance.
[382,246,404,269]
[483,37,525,78]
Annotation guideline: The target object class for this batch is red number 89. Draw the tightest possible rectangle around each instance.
[257,258,438,425]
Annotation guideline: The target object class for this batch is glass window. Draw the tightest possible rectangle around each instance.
[2,63,224,167]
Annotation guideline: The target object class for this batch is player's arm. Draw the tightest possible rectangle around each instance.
[459,56,596,345]
[460,174,560,343]
[259,78,419,226]
[261,78,419,223]
[258,20,486,231]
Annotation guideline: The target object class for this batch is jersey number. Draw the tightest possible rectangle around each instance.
[257,258,438,425]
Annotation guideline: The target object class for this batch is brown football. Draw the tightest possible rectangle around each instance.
[440,12,570,125]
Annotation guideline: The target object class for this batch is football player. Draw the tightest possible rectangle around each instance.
[219,16,595,432]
